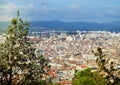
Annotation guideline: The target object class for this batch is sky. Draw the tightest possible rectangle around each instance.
[0,0,120,23]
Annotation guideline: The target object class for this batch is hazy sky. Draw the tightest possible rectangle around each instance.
[0,0,120,22]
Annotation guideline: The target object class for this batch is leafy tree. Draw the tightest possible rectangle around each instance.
[72,68,107,85]
[0,11,50,85]
[25,55,50,85]
[95,47,120,85]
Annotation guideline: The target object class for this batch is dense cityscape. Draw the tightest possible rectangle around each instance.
[0,0,120,84]
[1,31,120,84]
[30,31,120,84]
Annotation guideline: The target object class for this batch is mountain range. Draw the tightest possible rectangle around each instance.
[0,21,120,33]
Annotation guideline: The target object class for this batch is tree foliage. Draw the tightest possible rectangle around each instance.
[0,11,50,85]
[72,68,107,85]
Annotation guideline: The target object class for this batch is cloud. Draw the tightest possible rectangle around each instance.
[0,3,37,21]
[0,15,13,21]
[0,0,120,22]
[39,5,49,12]
[0,3,17,14]
[28,3,34,9]
[0,3,18,21]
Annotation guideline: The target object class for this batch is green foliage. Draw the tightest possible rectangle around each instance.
[76,69,92,77]
[75,76,96,85]
[25,55,50,84]
[0,11,50,85]
[72,68,107,85]
[0,11,30,85]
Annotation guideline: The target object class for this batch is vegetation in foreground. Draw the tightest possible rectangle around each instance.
[0,11,50,85]
[72,68,107,85]
[72,48,120,85]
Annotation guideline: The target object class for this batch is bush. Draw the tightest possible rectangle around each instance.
[72,68,107,85]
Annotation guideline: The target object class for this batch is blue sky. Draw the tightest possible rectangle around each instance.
[0,0,120,22]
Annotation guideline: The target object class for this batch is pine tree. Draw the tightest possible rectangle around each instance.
[0,11,50,85]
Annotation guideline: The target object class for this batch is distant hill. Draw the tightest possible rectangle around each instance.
[0,21,120,33]
[0,22,10,33]
[30,21,120,32]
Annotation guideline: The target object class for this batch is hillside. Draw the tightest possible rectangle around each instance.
[1,21,120,33]
[30,21,120,32]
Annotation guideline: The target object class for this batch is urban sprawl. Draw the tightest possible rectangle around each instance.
[1,31,120,84]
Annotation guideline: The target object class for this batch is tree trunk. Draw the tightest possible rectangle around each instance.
[9,66,12,85]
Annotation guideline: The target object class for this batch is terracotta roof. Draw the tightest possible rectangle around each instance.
[59,80,72,85]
